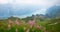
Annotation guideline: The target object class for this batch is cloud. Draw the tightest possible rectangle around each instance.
[0,0,8,4]
[0,0,58,6]
[32,9,46,15]
[0,0,59,18]
[0,0,59,8]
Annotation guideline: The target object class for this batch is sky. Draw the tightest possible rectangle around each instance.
[0,0,59,18]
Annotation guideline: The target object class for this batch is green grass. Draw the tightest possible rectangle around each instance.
[0,18,60,32]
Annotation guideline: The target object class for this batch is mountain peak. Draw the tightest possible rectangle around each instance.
[46,5,60,18]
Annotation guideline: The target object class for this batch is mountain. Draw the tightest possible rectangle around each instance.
[46,5,60,18]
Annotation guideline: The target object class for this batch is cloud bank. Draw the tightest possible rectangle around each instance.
[0,0,59,18]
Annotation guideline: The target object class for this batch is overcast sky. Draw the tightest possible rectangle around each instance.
[0,0,59,18]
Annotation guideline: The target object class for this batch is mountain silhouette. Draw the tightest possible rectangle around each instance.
[46,5,60,18]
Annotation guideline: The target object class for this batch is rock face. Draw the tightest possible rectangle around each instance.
[46,6,60,18]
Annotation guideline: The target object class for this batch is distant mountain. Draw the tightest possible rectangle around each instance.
[46,6,60,18]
